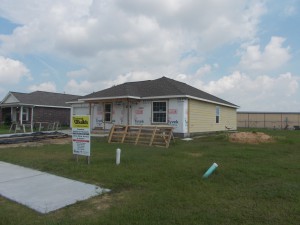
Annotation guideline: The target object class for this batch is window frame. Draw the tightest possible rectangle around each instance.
[104,103,112,122]
[22,107,29,121]
[216,106,220,124]
[152,101,168,124]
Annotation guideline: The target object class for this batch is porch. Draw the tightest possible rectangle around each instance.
[9,121,61,133]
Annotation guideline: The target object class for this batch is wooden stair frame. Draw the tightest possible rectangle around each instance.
[108,125,174,148]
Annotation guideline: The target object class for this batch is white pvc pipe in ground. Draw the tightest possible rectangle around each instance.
[116,148,121,165]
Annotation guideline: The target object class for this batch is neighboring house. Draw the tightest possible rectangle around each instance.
[0,91,81,126]
[69,77,238,137]
[238,111,300,129]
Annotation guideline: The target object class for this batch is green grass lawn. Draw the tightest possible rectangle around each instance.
[0,125,10,134]
[0,129,299,225]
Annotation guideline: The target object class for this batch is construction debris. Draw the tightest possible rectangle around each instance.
[0,132,69,145]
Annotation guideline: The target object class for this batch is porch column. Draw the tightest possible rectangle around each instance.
[10,107,13,121]
[127,99,130,125]
[89,103,92,131]
[70,106,73,128]
[31,107,34,124]
[20,106,23,125]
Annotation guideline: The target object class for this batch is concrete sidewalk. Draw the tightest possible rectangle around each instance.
[0,161,110,214]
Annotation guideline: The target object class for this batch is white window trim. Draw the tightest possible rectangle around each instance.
[152,101,168,124]
[22,107,29,121]
[216,106,220,124]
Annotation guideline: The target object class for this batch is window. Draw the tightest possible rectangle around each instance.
[22,107,29,121]
[104,103,112,122]
[216,106,220,123]
[152,101,167,123]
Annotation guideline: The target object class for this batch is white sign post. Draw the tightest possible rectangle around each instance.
[72,115,91,164]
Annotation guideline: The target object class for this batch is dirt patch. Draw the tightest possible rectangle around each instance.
[229,132,274,144]
[39,137,72,145]
[0,137,72,149]
[69,190,131,218]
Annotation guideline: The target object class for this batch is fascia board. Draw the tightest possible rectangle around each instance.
[187,95,239,108]
[76,94,238,109]
[79,96,141,101]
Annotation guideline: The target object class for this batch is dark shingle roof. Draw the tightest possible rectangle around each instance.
[82,76,237,107]
[6,91,81,107]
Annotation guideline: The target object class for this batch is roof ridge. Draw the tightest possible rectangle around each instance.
[29,90,80,96]
[10,91,27,94]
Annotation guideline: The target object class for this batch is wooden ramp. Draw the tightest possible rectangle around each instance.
[108,125,174,148]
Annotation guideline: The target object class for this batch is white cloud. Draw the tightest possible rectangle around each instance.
[283,5,297,16]
[239,36,291,71]
[28,82,57,92]
[0,56,30,84]
[116,71,160,83]
[64,71,160,95]
[63,69,300,112]
[197,71,299,111]
[195,64,212,77]
[0,0,266,79]
[3,0,297,112]
[66,68,90,78]
[64,79,96,95]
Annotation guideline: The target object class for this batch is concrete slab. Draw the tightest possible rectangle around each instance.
[0,161,110,214]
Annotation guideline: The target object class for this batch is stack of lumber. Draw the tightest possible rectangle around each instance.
[108,125,174,148]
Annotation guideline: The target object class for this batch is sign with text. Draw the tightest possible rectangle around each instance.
[72,115,91,156]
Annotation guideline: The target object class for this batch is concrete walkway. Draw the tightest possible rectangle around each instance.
[0,161,110,214]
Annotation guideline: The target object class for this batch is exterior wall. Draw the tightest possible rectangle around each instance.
[238,112,300,129]
[92,103,103,128]
[189,99,237,133]
[78,98,189,134]
[1,106,71,126]
[72,103,89,116]
[71,98,237,136]
[33,107,71,126]
[130,98,188,134]
[167,98,188,134]
[131,100,152,126]
[89,102,125,130]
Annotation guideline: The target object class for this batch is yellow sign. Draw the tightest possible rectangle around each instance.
[72,115,91,157]
[72,115,90,129]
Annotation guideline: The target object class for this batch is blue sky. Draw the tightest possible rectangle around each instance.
[0,0,299,111]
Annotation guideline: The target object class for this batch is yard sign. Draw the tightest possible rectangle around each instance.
[72,115,91,157]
